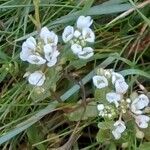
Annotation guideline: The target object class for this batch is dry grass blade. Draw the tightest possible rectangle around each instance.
[107,0,150,26]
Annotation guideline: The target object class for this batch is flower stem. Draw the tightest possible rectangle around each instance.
[33,0,41,32]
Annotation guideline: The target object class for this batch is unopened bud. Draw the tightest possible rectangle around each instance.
[122,142,128,148]
[136,130,144,139]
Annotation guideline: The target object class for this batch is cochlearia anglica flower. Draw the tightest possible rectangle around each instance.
[76,16,93,29]
[112,72,125,85]
[20,36,46,65]
[71,44,93,59]
[131,94,149,115]
[106,92,122,107]
[93,75,108,89]
[112,120,126,139]
[20,27,60,67]
[44,44,60,67]
[28,71,46,86]
[40,27,58,46]
[112,72,128,94]
[135,115,150,128]
[82,27,95,43]
[62,26,74,43]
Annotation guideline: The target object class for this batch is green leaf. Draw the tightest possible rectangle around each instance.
[138,142,150,150]
[29,86,51,102]
[96,129,111,143]
[98,121,114,130]
[27,125,45,150]
[0,49,9,60]
[119,69,150,79]
[67,101,98,121]
[45,67,61,91]
[94,87,111,104]
[70,59,88,69]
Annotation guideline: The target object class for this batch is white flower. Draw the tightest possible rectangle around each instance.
[97,104,105,117]
[103,69,113,79]
[97,104,104,111]
[106,92,122,107]
[115,79,128,94]
[77,16,93,29]
[135,115,150,128]
[44,44,60,67]
[93,75,108,89]
[20,37,36,61]
[74,30,81,38]
[62,26,74,43]
[71,44,82,54]
[27,55,46,65]
[77,47,94,59]
[112,72,125,85]
[112,120,126,139]
[28,71,46,86]
[82,28,95,43]
[131,94,149,115]
[40,27,58,45]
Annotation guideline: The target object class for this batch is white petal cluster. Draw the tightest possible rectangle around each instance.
[20,27,59,68]
[112,72,128,94]
[94,68,150,140]
[62,16,95,59]
[25,71,46,86]
[130,94,150,129]
[112,120,126,140]
[131,94,149,115]
[93,69,128,108]
[135,115,150,128]
[20,27,60,86]
[93,75,108,89]
[106,92,122,107]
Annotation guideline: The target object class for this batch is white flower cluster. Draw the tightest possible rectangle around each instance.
[20,16,95,86]
[130,94,150,128]
[62,16,95,59]
[93,68,150,140]
[20,27,60,86]
[112,120,126,140]
[97,104,116,118]
[93,69,128,108]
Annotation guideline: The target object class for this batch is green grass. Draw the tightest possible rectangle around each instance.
[0,0,150,149]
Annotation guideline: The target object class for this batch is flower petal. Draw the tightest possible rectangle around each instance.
[78,47,94,59]
[135,115,150,128]
[40,27,58,45]
[77,16,93,29]
[93,75,108,89]
[20,37,36,61]
[112,130,121,140]
[82,28,95,43]
[106,92,122,107]
[27,55,46,65]
[28,71,46,86]
[71,44,82,54]
[114,120,126,133]
[112,72,125,85]
[62,26,74,43]
[47,58,57,67]
[44,44,53,54]
[115,79,128,94]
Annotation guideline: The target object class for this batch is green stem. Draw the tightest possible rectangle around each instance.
[33,0,41,31]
